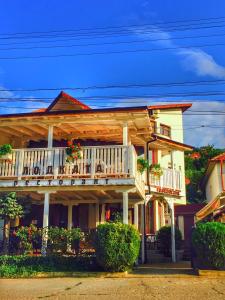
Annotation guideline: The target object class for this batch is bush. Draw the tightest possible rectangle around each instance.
[94,222,140,272]
[47,227,83,254]
[192,222,225,270]
[156,226,182,256]
[16,225,42,254]
[0,255,97,278]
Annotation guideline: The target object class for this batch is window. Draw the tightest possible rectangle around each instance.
[160,124,171,138]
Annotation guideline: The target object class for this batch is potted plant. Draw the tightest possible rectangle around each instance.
[150,163,163,179]
[65,140,83,163]
[137,158,149,174]
[0,144,13,162]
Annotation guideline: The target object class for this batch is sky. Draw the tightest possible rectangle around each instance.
[0,0,225,148]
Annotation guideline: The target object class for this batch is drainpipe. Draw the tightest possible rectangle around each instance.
[141,137,157,263]
[220,159,225,191]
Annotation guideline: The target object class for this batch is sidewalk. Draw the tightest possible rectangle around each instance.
[129,261,196,277]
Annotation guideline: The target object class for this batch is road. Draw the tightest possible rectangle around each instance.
[0,276,224,300]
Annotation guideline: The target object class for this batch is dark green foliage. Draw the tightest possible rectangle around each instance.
[185,145,224,203]
[94,222,140,272]
[137,158,149,174]
[0,255,97,277]
[0,144,12,157]
[192,222,225,270]
[156,226,182,256]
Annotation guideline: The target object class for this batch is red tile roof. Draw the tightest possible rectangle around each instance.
[148,103,192,112]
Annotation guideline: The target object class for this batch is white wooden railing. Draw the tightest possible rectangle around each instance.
[0,145,144,184]
[149,168,182,191]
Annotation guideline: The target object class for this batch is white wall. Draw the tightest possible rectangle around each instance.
[205,163,223,202]
[154,108,186,202]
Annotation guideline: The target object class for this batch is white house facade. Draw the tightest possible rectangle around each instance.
[0,91,193,260]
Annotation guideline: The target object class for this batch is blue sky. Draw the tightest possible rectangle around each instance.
[0,0,225,147]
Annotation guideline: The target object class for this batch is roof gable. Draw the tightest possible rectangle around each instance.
[46,91,91,112]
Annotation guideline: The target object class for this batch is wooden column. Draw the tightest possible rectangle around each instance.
[167,199,176,263]
[123,191,129,224]
[48,125,53,148]
[67,204,73,230]
[134,204,139,229]
[141,203,145,263]
[95,203,100,227]
[101,204,106,224]
[41,192,50,256]
[123,122,128,146]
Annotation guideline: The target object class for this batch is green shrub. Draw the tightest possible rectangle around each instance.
[192,222,225,270]
[94,222,140,272]
[156,226,182,256]
[47,227,83,254]
[0,255,97,278]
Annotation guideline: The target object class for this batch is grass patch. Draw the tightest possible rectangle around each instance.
[0,255,98,278]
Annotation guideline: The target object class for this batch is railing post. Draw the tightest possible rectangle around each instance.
[128,146,134,176]
[91,147,96,178]
[53,148,59,179]
[17,150,25,179]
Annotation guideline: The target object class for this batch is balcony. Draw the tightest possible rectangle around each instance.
[149,168,182,195]
[0,145,145,195]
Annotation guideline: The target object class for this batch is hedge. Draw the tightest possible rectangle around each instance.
[0,255,97,278]
[94,222,140,272]
[156,226,182,256]
[192,222,225,270]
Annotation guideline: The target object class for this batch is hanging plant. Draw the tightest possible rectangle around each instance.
[137,158,149,174]
[0,144,13,162]
[65,140,83,163]
[150,163,163,179]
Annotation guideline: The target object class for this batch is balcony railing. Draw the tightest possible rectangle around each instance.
[149,168,182,191]
[0,145,145,191]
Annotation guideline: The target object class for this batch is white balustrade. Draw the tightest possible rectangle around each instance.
[0,145,135,179]
[149,168,182,190]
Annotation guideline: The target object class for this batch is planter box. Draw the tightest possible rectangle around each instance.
[0,153,12,162]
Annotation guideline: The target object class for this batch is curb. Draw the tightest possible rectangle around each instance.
[197,269,225,278]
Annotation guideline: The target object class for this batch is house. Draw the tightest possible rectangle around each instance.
[175,203,205,258]
[196,152,225,223]
[0,91,193,260]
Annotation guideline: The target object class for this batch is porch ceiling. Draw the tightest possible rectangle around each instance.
[0,110,153,146]
[17,190,143,205]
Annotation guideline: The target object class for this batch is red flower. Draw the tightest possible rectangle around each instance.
[185,177,191,185]
[190,152,201,159]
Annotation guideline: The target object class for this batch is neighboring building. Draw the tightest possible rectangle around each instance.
[196,152,225,222]
[0,91,192,260]
[175,203,205,258]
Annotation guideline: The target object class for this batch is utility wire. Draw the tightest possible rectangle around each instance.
[1,41,225,60]
[2,15,225,37]
[1,20,225,43]
[2,78,225,92]
[1,32,225,52]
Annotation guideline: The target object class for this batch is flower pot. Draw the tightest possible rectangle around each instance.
[0,153,12,162]
[10,216,20,227]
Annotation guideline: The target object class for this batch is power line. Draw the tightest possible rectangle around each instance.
[2,78,225,92]
[2,15,225,37]
[0,41,225,60]
[1,19,225,44]
[1,32,225,52]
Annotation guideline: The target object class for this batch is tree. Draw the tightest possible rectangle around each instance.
[185,145,224,203]
[0,192,24,254]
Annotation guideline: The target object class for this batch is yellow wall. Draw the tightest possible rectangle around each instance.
[205,163,223,202]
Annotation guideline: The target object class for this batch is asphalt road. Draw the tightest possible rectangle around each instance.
[0,277,224,300]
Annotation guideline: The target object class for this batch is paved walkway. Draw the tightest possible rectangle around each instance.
[0,276,224,300]
[131,261,195,277]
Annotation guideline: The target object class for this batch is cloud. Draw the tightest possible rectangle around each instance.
[183,101,225,148]
[135,27,225,79]
[178,49,225,79]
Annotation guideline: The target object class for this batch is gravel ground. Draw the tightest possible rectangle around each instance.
[0,277,224,300]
